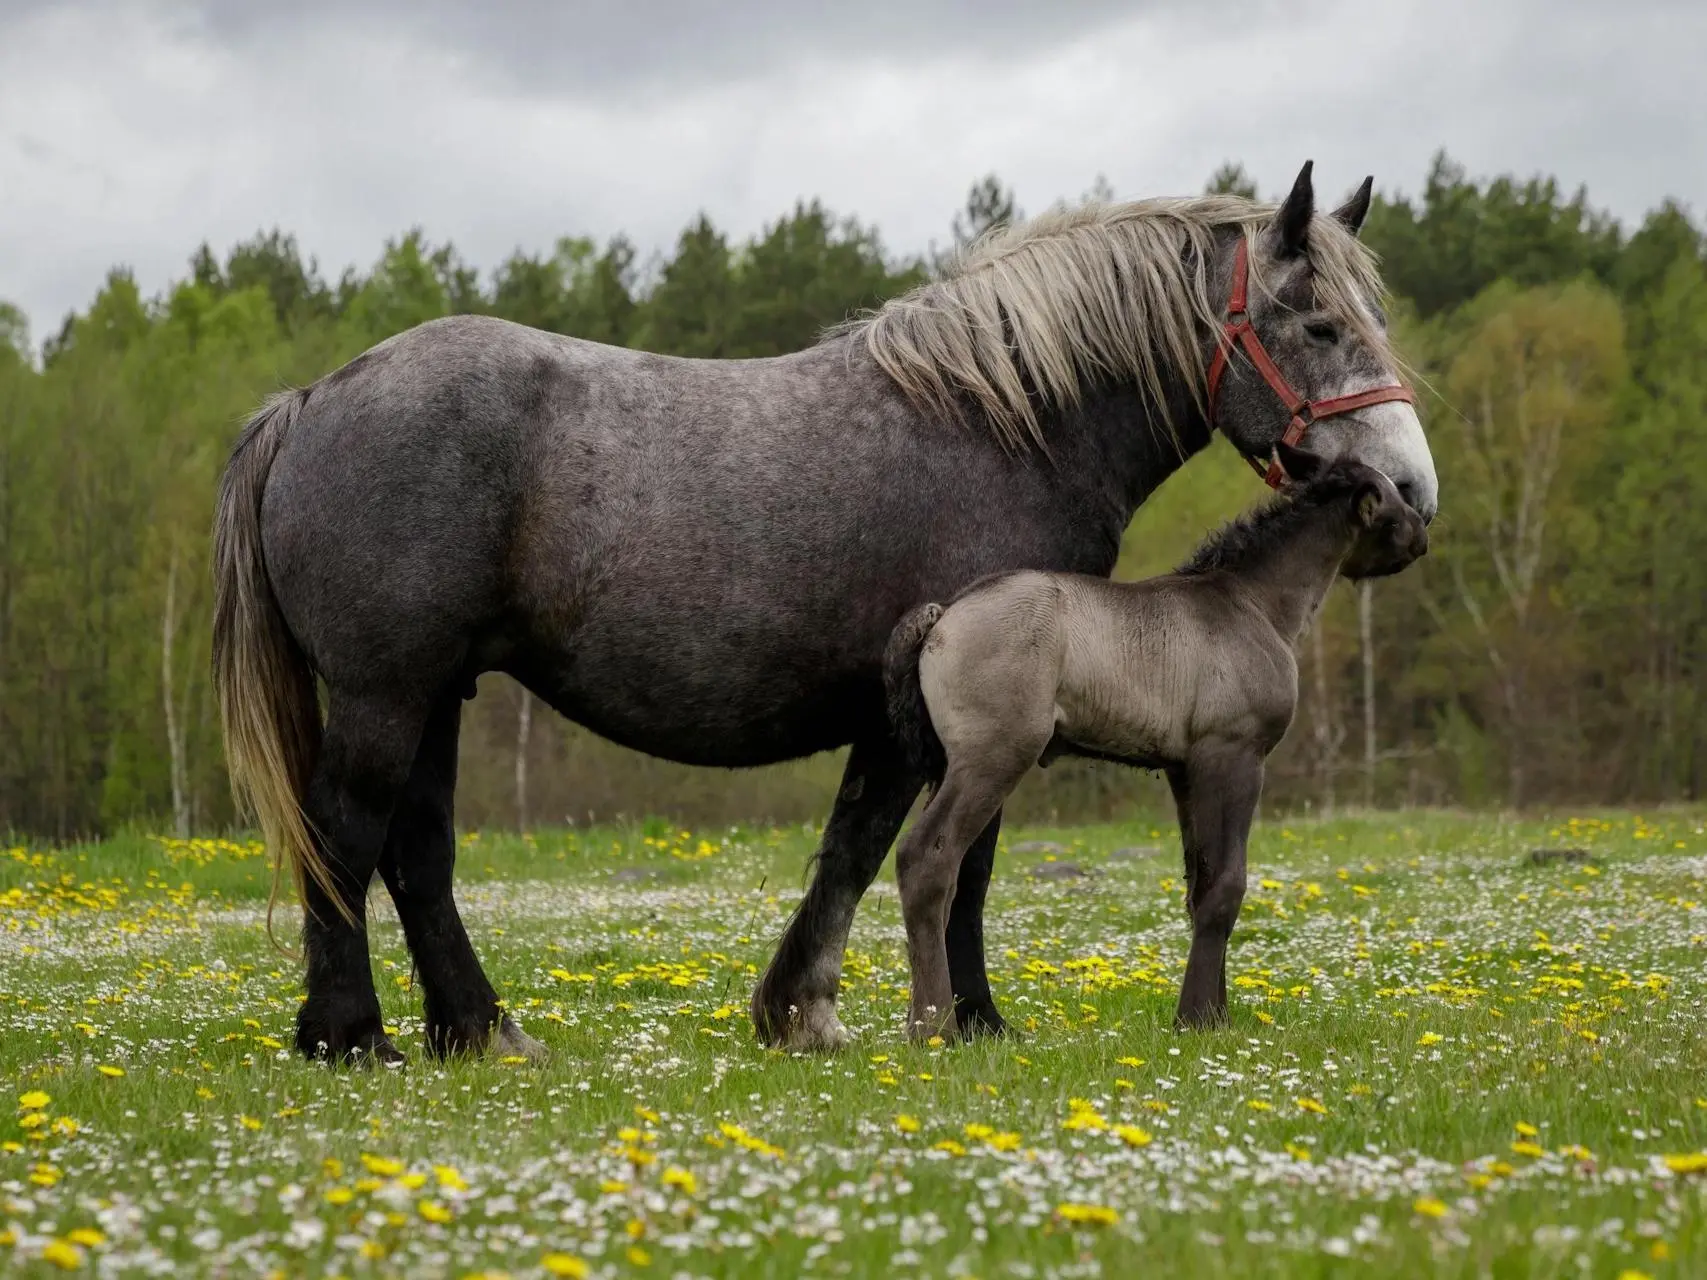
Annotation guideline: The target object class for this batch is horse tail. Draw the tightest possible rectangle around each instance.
[884,603,946,783]
[212,390,348,944]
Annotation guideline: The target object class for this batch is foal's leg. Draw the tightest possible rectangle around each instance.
[377,691,544,1061]
[296,691,431,1064]
[895,771,1014,1041]
[1169,742,1264,1029]
[946,812,1006,1037]
[752,739,922,1051]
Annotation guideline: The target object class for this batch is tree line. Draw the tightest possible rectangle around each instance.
[0,152,1702,837]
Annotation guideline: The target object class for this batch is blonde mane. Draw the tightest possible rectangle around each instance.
[848,193,1391,452]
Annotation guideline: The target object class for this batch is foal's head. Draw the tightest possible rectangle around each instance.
[1273,442,1429,579]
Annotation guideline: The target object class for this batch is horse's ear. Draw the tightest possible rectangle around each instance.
[1271,160,1315,258]
[1332,176,1374,236]
[1273,440,1323,485]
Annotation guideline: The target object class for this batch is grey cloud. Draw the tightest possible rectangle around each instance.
[143,0,1157,96]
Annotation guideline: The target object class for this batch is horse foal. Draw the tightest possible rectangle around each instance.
[884,444,1428,1039]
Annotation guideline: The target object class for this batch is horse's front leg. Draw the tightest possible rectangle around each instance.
[1170,742,1264,1030]
[752,740,922,1051]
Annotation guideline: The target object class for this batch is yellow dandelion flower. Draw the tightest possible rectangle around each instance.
[1115,1125,1152,1148]
[95,1066,124,1079]
[627,1245,652,1266]
[51,1117,78,1137]
[1285,1143,1312,1162]
[1511,1141,1546,1158]
[1662,1153,1707,1175]
[1253,1010,1275,1025]
[65,1229,103,1247]
[1414,1197,1448,1219]
[239,1115,263,1131]
[1056,1202,1119,1227]
[1295,1097,1328,1115]
[40,1240,83,1270]
[599,1179,628,1194]
[1417,1033,1443,1046]
[986,1131,1022,1152]
[541,1253,589,1278]
[434,1164,467,1191]
[322,1157,344,1178]
[418,1200,453,1224]
[399,1172,428,1190]
[1514,1122,1538,1138]
[661,1167,696,1195]
[1116,1056,1144,1068]
[360,1153,404,1177]
[895,1114,921,1134]
[1246,1099,1272,1112]
[18,1091,50,1111]
[19,1113,47,1131]
[324,1187,355,1205]
[933,1139,967,1156]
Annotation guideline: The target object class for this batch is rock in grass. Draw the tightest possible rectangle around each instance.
[1028,861,1090,881]
[1108,845,1163,861]
[612,866,656,883]
[1527,847,1590,866]
[1010,840,1068,855]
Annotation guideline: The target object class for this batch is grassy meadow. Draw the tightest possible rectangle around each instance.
[3,811,1705,1277]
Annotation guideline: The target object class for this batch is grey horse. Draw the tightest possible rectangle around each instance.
[882,443,1428,1040]
[212,161,1438,1063]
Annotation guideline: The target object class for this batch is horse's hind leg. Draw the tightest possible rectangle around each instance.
[896,770,1013,1041]
[1170,743,1264,1030]
[752,739,921,1052]
[946,812,1006,1037]
[377,691,544,1061]
[296,691,432,1065]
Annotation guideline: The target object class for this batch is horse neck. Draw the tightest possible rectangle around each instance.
[1039,375,1215,535]
[1233,512,1354,646]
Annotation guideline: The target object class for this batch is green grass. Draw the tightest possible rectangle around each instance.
[3,811,1706,1277]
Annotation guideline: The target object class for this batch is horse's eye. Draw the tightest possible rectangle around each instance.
[1304,320,1339,344]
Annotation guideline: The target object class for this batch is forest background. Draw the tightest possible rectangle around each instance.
[2,152,1702,837]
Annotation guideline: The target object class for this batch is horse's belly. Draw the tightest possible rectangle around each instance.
[513,609,879,767]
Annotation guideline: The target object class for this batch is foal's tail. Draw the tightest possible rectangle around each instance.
[883,603,946,783]
[212,391,349,938]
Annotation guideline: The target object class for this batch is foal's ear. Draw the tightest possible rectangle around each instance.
[1356,482,1384,527]
[1332,176,1374,236]
[1273,440,1324,485]
[1271,160,1315,258]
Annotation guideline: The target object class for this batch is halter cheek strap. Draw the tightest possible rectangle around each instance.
[1205,238,1416,489]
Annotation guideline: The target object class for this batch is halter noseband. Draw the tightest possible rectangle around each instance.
[1205,238,1416,489]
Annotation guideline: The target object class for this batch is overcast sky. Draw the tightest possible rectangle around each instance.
[2,0,1701,342]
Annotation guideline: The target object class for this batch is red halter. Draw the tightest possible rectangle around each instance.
[1205,238,1416,488]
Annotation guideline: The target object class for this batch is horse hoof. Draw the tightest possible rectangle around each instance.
[493,1015,549,1063]
[774,1000,851,1053]
[296,1009,405,1067]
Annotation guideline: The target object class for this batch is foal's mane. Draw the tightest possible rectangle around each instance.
[845,194,1388,452]
[1175,460,1370,577]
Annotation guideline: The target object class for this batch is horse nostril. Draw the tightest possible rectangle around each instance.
[1397,480,1436,525]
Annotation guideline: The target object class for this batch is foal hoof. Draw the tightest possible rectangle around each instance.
[1173,1006,1230,1032]
[492,1015,549,1063]
[955,999,1010,1041]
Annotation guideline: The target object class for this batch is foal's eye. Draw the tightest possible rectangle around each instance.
[1304,320,1339,344]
